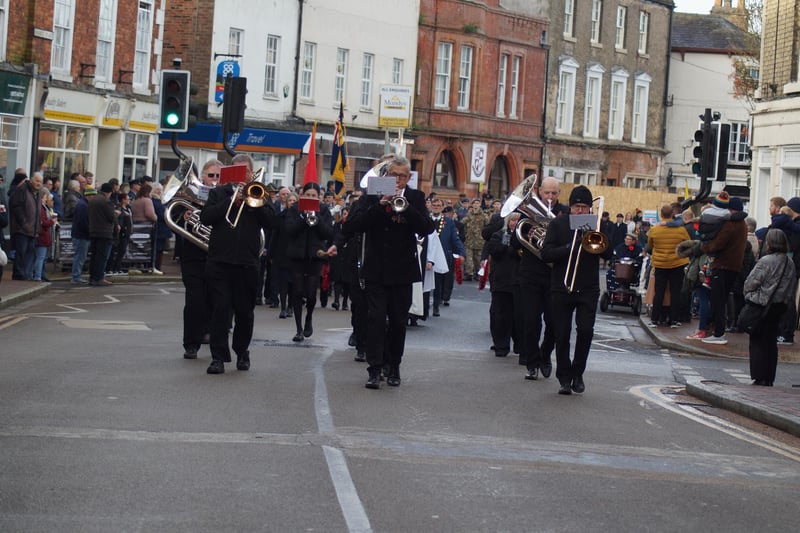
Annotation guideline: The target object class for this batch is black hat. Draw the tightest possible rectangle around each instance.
[100,183,114,194]
[142,175,154,183]
[442,206,454,214]
[129,178,141,186]
[569,185,593,206]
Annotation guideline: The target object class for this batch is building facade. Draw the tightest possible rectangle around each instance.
[1,0,165,187]
[750,0,800,226]
[412,0,549,201]
[542,0,672,197]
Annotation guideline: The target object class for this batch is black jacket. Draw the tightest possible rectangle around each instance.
[487,227,520,292]
[88,194,117,239]
[200,184,275,268]
[541,213,612,293]
[284,203,335,261]
[342,187,433,285]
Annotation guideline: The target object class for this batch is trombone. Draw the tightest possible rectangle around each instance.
[225,167,270,228]
[563,196,609,293]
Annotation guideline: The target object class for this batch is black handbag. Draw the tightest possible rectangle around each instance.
[737,257,790,334]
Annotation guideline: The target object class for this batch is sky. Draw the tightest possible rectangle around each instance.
[673,0,716,14]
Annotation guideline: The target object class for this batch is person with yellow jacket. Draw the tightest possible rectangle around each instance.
[646,204,690,327]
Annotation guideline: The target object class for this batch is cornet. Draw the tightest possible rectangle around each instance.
[390,195,408,212]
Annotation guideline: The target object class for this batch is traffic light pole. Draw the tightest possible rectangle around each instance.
[170,132,190,163]
[682,107,714,209]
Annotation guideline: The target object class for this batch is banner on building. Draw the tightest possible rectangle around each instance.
[0,72,30,116]
[470,142,488,184]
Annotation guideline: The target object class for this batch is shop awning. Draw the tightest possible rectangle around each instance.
[159,122,310,154]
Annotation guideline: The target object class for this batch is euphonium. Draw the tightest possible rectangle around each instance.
[164,158,214,252]
[500,174,555,259]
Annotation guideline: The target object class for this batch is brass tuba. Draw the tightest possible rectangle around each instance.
[164,158,214,252]
[500,174,556,259]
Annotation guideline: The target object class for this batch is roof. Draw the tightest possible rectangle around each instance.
[671,13,752,53]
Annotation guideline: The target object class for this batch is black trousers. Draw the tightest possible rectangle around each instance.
[181,259,209,350]
[365,281,412,374]
[291,269,320,333]
[433,257,455,308]
[489,291,514,354]
[749,303,785,383]
[520,280,554,371]
[205,261,258,362]
[349,282,368,352]
[551,289,599,383]
[710,268,737,337]
[652,266,685,324]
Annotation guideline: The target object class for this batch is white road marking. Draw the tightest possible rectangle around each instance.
[58,318,150,330]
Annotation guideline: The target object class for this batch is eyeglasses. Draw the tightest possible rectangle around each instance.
[206,173,220,178]
[389,172,409,179]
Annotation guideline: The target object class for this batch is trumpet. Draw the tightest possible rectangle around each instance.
[563,196,609,293]
[390,195,408,212]
[225,167,269,228]
[305,211,318,226]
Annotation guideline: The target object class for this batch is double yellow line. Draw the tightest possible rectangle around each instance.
[0,315,27,330]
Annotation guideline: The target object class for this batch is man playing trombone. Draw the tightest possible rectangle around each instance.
[541,185,612,395]
[200,154,276,374]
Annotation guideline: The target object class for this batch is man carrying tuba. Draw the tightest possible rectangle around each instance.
[510,176,561,380]
[540,185,613,395]
[178,158,221,360]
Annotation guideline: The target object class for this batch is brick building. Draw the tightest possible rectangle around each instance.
[541,0,672,199]
[411,0,548,202]
[0,0,166,186]
[750,0,800,225]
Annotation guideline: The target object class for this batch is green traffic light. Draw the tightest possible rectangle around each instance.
[165,112,180,126]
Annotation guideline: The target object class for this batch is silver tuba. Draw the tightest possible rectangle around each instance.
[500,174,556,260]
[164,158,213,252]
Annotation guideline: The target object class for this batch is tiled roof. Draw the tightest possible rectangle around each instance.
[671,13,752,52]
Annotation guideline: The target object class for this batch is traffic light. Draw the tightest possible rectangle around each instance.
[222,76,247,134]
[187,82,200,129]
[692,108,715,178]
[159,70,190,132]
[713,123,730,181]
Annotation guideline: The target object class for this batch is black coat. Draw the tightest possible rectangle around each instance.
[541,213,612,293]
[200,184,275,268]
[88,194,117,239]
[284,203,334,261]
[487,228,520,292]
[342,187,433,285]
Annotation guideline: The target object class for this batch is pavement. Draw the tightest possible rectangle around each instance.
[2,259,798,438]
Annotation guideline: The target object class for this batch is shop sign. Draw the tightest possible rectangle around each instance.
[0,71,30,116]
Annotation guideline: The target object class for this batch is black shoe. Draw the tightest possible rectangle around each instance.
[752,379,770,386]
[348,333,356,347]
[279,310,287,319]
[342,304,348,311]
[495,350,509,357]
[354,352,366,362]
[269,301,279,308]
[525,368,538,380]
[558,381,572,395]
[183,347,199,360]
[409,317,418,326]
[442,300,450,307]
[365,373,381,389]
[255,298,263,306]
[41,275,51,282]
[332,302,339,310]
[303,319,313,338]
[571,376,585,394]
[387,376,401,387]
[432,308,440,317]
[540,364,552,379]
[292,332,304,342]
[207,360,225,374]
[286,309,293,317]
[236,351,250,371]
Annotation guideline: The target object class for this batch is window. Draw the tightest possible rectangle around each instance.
[608,68,628,140]
[591,0,603,43]
[95,0,117,83]
[52,0,75,74]
[631,73,651,143]
[392,58,403,84]
[624,175,655,189]
[433,150,457,189]
[360,53,374,108]
[300,42,316,100]
[510,56,521,118]
[253,154,291,187]
[0,116,21,174]
[0,0,6,61]
[496,54,508,116]
[564,0,575,37]
[36,123,91,183]
[264,35,280,97]
[435,42,452,108]
[133,0,153,88]
[122,132,150,183]
[583,65,605,137]
[638,11,649,54]
[334,48,348,103]
[729,122,750,163]
[615,6,627,49]
[563,170,598,186]
[229,28,243,56]
[555,58,578,134]
[457,45,473,110]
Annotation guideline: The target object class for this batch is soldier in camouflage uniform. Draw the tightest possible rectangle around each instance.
[463,199,489,280]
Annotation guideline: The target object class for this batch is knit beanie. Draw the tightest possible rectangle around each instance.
[712,191,730,209]
[84,186,97,196]
[569,185,593,206]
[787,197,800,213]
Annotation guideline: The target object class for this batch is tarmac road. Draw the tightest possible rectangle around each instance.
[0,280,798,532]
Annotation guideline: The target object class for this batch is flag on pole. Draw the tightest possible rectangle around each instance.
[330,101,348,198]
[303,122,318,185]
